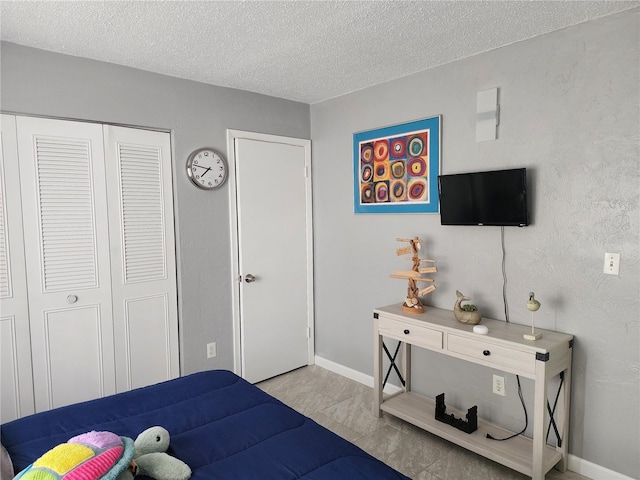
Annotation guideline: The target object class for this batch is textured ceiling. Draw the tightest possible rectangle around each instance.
[1,1,637,103]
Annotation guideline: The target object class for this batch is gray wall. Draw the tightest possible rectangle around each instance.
[311,9,638,478]
[0,42,311,375]
[2,8,638,477]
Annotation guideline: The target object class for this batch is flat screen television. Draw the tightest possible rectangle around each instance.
[438,168,529,226]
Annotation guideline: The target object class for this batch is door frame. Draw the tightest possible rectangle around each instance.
[226,129,314,378]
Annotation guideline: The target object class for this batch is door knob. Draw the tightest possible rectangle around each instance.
[67,294,78,304]
[244,274,256,283]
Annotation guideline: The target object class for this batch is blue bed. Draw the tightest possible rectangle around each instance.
[1,370,408,479]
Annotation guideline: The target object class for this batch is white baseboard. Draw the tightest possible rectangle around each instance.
[567,454,636,480]
[314,355,402,395]
[314,355,636,480]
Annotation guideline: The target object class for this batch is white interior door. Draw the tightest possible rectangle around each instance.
[103,125,179,391]
[0,115,35,422]
[231,132,313,384]
[17,116,116,411]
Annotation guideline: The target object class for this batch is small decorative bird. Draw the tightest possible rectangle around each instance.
[524,292,542,340]
[526,292,541,312]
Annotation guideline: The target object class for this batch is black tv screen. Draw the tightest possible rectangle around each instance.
[438,168,529,226]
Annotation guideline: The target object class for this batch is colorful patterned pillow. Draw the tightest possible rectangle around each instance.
[14,431,134,480]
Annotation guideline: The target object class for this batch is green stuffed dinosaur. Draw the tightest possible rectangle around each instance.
[117,426,191,480]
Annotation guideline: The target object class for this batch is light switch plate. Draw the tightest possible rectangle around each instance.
[603,252,620,275]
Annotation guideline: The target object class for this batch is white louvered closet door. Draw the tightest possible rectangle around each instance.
[103,125,179,392]
[0,115,35,422]
[17,116,117,412]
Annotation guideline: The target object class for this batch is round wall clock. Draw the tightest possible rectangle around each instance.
[186,147,228,190]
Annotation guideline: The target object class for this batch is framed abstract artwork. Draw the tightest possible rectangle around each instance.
[353,116,441,213]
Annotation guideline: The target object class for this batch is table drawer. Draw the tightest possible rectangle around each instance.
[447,334,535,374]
[378,316,442,350]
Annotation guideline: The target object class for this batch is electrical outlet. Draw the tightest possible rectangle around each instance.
[207,342,217,359]
[603,252,620,275]
[493,375,506,396]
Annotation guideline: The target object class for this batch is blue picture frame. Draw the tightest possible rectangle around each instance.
[353,116,441,214]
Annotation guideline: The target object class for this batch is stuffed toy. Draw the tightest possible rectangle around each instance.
[117,426,191,480]
[12,427,190,480]
[13,431,135,480]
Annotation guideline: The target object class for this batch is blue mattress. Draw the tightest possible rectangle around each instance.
[1,370,408,479]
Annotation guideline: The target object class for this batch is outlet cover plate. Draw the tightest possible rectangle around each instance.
[493,375,506,396]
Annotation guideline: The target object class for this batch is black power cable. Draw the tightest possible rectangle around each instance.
[486,375,528,441]
[487,226,528,442]
[489,228,566,444]
[501,226,509,323]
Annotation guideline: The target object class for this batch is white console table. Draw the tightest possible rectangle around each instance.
[373,304,573,480]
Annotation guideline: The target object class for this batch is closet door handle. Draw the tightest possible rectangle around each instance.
[244,274,256,283]
[67,294,78,304]
[483,350,491,356]
[403,329,410,335]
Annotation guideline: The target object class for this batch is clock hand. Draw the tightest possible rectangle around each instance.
[198,167,212,176]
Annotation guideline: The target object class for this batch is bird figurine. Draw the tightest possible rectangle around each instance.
[526,292,541,312]
[524,292,542,340]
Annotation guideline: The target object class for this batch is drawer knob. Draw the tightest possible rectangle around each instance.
[483,350,491,356]
[404,329,410,335]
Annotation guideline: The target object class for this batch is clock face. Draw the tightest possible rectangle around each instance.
[186,148,227,190]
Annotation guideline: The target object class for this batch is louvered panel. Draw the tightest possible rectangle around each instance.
[0,154,11,298]
[118,144,166,283]
[35,137,98,291]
